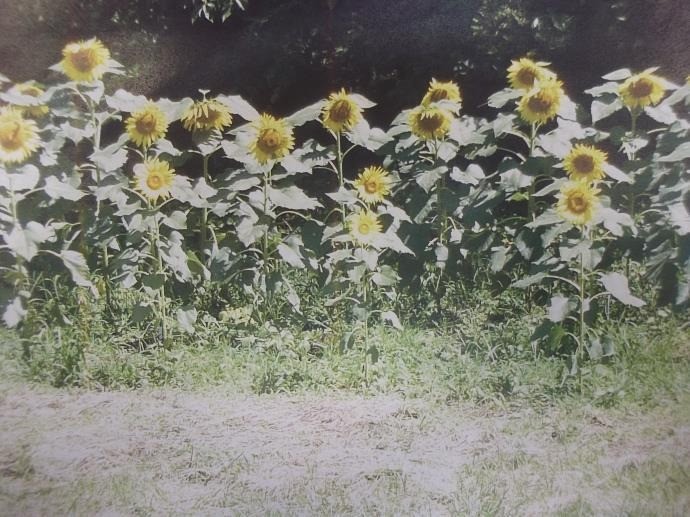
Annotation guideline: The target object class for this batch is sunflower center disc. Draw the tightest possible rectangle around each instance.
[418,114,443,132]
[260,129,281,150]
[568,194,587,214]
[364,180,378,194]
[630,79,653,98]
[359,223,371,234]
[330,100,352,122]
[71,49,97,72]
[147,174,163,190]
[573,154,595,173]
[0,122,22,150]
[136,113,157,134]
[517,69,536,87]
[527,95,552,113]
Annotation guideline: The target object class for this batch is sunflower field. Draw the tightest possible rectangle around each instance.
[1,39,689,389]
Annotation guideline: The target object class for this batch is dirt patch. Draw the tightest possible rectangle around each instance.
[1,383,688,515]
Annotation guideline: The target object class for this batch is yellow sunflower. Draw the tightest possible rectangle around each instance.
[321,89,362,133]
[14,83,49,118]
[507,58,554,90]
[353,166,391,205]
[133,158,175,203]
[517,78,564,125]
[408,105,452,140]
[0,107,40,164]
[126,103,169,149]
[422,79,461,106]
[60,38,111,82]
[556,181,600,226]
[619,71,666,110]
[348,210,383,247]
[181,98,232,132]
[563,144,608,183]
[249,113,295,164]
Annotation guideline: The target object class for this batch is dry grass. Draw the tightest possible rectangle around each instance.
[1,380,689,516]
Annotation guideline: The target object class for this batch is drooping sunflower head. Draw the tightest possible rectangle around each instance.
[422,79,461,106]
[181,98,232,132]
[517,78,564,125]
[619,71,666,110]
[250,113,295,164]
[60,38,111,82]
[126,103,169,149]
[321,89,362,133]
[563,144,608,183]
[133,158,176,203]
[507,58,554,90]
[348,210,383,247]
[14,83,49,118]
[556,181,600,226]
[408,105,452,140]
[0,107,40,164]
[353,166,391,205]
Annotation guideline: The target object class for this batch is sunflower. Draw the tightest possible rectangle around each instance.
[60,38,110,82]
[422,79,461,106]
[563,144,608,183]
[126,103,169,148]
[133,158,175,203]
[556,181,600,226]
[619,71,666,110]
[348,210,383,247]
[507,58,554,90]
[181,98,232,132]
[408,105,452,140]
[249,113,295,164]
[0,107,40,164]
[517,78,564,125]
[14,83,49,118]
[353,166,391,205]
[321,89,362,133]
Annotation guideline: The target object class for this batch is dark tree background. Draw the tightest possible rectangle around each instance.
[1,0,689,124]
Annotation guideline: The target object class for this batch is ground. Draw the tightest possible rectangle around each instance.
[1,381,688,516]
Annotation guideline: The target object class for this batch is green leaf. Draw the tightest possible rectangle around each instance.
[591,98,623,124]
[60,250,94,290]
[286,100,325,127]
[450,164,484,185]
[512,272,547,289]
[599,272,645,307]
[500,167,532,191]
[547,295,572,322]
[416,166,445,192]
[105,89,147,112]
[132,303,153,323]
[216,94,260,121]
[90,143,128,172]
[176,307,198,334]
[6,222,52,261]
[44,176,84,201]
[267,185,321,211]
[487,88,522,109]
[381,310,403,330]
[2,296,27,328]
[644,105,676,125]
[349,93,376,109]
[668,203,690,235]
[602,69,632,81]
[603,164,632,183]
[162,211,187,230]
[658,142,690,162]
[2,164,40,191]
[277,237,305,269]
[490,246,508,272]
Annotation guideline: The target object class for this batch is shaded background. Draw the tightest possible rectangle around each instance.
[1,0,689,125]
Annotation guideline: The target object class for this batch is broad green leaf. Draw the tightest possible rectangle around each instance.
[603,164,632,183]
[44,176,84,201]
[599,272,645,307]
[157,97,194,122]
[349,93,376,109]
[381,310,403,330]
[591,98,623,124]
[2,296,27,328]
[668,203,690,235]
[658,142,690,162]
[5,164,40,191]
[267,185,321,211]
[216,94,260,121]
[105,89,147,112]
[644,105,676,125]
[547,295,572,322]
[277,236,305,269]
[132,302,153,323]
[487,88,522,109]
[450,164,483,185]
[490,246,508,272]
[500,167,532,191]
[602,69,632,81]
[162,211,187,230]
[512,272,547,289]
[60,250,94,290]
[90,145,128,172]
[286,100,325,127]
[416,166,445,192]
[176,307,198,334]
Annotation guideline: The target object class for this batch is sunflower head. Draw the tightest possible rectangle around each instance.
[181,98,232,132]
[563,144,608,183]
[517,78,564,125]
[408,105,452,140]
[556,181,600,226]
[422,79,461,106]
[353,166,391,205]
[126,103,169,149]
[14,83,49,118]
[348,210,383,247]
[249,113,295,164]
[133,158,175,203]
[0,107,40,164]
[619,72,666,110]
[321,89,362,133]
[60,38,111,82]
[507,58,554,90]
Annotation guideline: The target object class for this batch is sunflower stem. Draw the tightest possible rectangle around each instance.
[626,110,639,278]
[262,166,273,319]
[362,268,369,388]
[577,226,588,395]
[151,204,168,345]
[335,131,346,228]
[200,155,210,255]
[527,122,538,221]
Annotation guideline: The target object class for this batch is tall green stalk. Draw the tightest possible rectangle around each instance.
[527,122,538,221]
[335,131,347,227]
[200,155,210,253]
[150,203,168,344]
